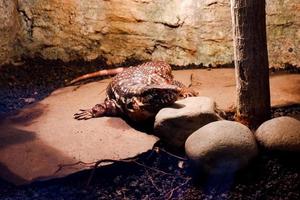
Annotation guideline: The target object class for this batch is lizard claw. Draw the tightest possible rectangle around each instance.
[180,90,199,98]
[181,92,193,98]
[74,109,93,120]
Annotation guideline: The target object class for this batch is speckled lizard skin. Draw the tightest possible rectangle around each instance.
[74,61,198,122]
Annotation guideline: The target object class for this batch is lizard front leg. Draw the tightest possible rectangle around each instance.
[74,99,120,120]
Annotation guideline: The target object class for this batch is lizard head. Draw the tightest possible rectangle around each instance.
[139,84,181,109]
[125,84,181,122]
[140,84,181,104]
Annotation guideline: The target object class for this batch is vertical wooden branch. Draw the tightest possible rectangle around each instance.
[231,0,271,128]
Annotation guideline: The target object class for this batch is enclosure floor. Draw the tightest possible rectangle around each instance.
[0,66,299,199]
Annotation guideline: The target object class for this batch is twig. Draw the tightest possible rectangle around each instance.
[188,73,194,87]
[133,161,173,176]
[164,178,191,200]
[145,169,160,192]
[87,158,137,187]
[156,147,188,161]
[56,147,190,188]
[86,157,183,187]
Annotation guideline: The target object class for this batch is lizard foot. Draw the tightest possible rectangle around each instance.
[74,103,107,120]
[74,109,94,120]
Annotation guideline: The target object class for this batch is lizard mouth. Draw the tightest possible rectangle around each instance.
[140,84,181,106]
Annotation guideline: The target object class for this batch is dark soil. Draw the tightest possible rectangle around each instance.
[0,60,299,200]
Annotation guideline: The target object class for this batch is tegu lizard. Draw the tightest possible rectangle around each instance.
[73,61,198,122]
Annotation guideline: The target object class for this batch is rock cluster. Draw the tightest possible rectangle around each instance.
[154,97,257,174]
[154,97,300,175]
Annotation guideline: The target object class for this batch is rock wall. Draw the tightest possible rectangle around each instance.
[267,0,299,67]
[1,0,299,67]
[0,0,20,65]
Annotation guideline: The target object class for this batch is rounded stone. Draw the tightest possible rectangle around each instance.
[255,116,300,152]
[154,96,222,148]
[185,120,258,174]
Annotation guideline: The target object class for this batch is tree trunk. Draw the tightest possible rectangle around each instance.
[230,0,271,128]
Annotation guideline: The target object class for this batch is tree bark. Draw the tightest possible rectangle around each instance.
[230,0,271,128]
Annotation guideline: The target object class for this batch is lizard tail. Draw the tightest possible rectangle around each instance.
[69,67,124,84]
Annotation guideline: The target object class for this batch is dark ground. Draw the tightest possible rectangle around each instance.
[0,60,299,200]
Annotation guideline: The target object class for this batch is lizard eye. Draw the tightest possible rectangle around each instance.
[127,101,134,109]
[126,98,142,111]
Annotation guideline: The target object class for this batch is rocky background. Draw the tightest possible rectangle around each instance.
[0,0,20,66]
[0,0,299,67]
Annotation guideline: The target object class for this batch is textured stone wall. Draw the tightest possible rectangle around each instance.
[0,0,299,67]
[0,0,20,65]
[266,0,299,67]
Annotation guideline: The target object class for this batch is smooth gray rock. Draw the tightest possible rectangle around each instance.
[154,96,222,148]
[255,116,300,152]
[185,120,258,174]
